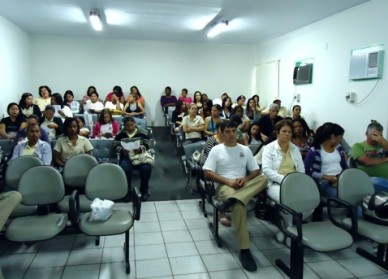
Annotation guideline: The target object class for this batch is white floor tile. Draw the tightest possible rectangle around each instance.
[30,251,70,268]
[136,258,172,278]
[190,228,215,242]
[135,244,167,260]
[160,220,187,231]
[138,212,159,223]
[251,235,285,250]
[99,261,136,279]
[185,218,210,230]
[181,210,205,220]
[135,231,164,246]
[3,241,43,255]
[23,266,64,279]
[140,202,156,213]
[303,248,333,263]
[201,253,240,272]
[195,240,228,255]
[175,273,210,279]
[67,248,103,265]
[326,247,360,260]
[39,235,75,252]
[157,211,183,222]
[155,203,180,212]
[1,269,27,279]
[337,257,387,277]
[0,252,36,271]
[72,235,105,250]
[244,266,285,278]
[307,260,355,279]
[166,242,199,257]
[162,230,194,243]
[104,234,127,247]
[210,269,247,279]
[169,255,207,275]
[101,246,134,263]
[134,221,161,233]
[61,264,100,279]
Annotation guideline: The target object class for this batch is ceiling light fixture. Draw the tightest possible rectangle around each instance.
[89,11,102,31]
[207,20,228,38]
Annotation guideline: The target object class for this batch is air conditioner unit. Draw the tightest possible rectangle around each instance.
[349,50,384,80]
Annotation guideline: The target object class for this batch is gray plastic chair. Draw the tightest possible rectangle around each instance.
[332,168,388,270]
[182,141,205,193]
[5,166,67,242]
[77,163,141,274]
[6,156,44,217]
[276,172,353,279]
[57,154,98,214]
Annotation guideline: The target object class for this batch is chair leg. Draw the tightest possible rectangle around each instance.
[357,244,388,270]
[209,205,222,247]
[199,191,207,217]
[125,231,130,274]
[276,240,304,279]
[95,236,100,246]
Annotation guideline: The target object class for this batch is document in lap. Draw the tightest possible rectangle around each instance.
[121,137,142,151]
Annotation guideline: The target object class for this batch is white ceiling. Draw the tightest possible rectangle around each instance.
[0,0,369,44]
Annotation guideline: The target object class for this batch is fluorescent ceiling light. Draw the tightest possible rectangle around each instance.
[105,10,132,25]
[207,20,228,38]
[90,11,102,31]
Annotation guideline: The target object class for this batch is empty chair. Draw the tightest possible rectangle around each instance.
[89,139,118,163]
[57,154,98,215]
[75,163,141,274]
[275,172,353,279]
[0,139,13,162]
[5,166,68,242]
[5,156,43,217]
[181,141,205,193]
[331,168,388,270]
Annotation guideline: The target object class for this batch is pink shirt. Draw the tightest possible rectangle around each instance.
[178,96,193,104]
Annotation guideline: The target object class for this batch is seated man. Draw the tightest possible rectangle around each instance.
[203,120,267,272]
[352,120,388,192]
[39,105,63,140]
[14,114,50,146]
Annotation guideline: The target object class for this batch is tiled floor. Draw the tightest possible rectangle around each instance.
[1,199,388,279]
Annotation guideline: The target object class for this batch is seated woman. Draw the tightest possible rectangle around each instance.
[171,100,187,132]
[39,105,63,140]
[291,119,314,159]
[252,95,266,113]
[82,86,97,102]
[304,122,347,198]
[292,105,313,135]
[19,92,42,118]
[124,92,145,119]
[243,122,263,146]
[178,88,192,105]
[93,109,120,139]
[64,90,80,114]
[75,116,91,138]
[220,97,233,119]
[104,92,124,115]
[11,123,52,165]
[51,93,73,122]
[229,115,245,145]
[34,85,52,111]
[104,85,125,105]
[82,91,104,114]
[262,120,305,242]
[53,118,93,168]
[182,104,204,146]
[130,86,145,107]
[246,98,260,121]
[0,103,27,140]
[199,99,213,120]
[115,116,152,201]
[203,104,222,137]
[193,91,203,112]
[231,105,251,133]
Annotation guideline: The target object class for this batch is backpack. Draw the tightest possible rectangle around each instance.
[362,191,388,225]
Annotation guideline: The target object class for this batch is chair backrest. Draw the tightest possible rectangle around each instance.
[167,107,175,124]
[112,115,123,129]
[134,118,147,130]
[248,143,262,156]
[183,141,205,159]
[5,156,44,189]
[18,166,65,205]
[89,139,117,162]
[85,163,127,200]
[280,172,320,213]
[63,154,98,187]
[0,139,14,160]
[346,156,356,168]
[338,168,374,206]
[178,125,186,142]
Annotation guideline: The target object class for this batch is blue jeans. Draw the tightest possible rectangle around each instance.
[319,180,338,198]
[371,177,388,193]
[119,157,152,196]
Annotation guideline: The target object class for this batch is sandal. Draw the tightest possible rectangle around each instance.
[219,213,232,227]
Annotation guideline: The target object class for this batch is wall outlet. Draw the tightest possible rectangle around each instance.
[296,93,301,102]
[345,92,356,103]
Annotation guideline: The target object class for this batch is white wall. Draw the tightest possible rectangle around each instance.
[30,36,254,126]
[0,16,31,118]
[254,0,388,145]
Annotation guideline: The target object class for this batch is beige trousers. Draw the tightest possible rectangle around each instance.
[216,175,268,249]
[0,191,22,231]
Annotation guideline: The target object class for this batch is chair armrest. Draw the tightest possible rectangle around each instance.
[68,190,80,228]
[327,197,358,234]
[204,179,216,198]
[274,203,303,242]
[131,187,142,221]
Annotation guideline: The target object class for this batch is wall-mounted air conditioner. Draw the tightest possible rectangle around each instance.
[349,50,384,80]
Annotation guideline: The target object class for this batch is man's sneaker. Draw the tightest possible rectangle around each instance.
[218,198,237,212]
[239,250,257,272]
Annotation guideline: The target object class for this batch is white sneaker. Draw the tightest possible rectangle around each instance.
[275,230,285,243]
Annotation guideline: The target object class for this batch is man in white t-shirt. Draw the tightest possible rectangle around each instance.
[203,120,267,272]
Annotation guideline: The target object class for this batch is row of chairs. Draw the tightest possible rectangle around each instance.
[3,154,141,274]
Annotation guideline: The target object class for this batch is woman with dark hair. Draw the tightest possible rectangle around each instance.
[19,92,42,118]
[199,99,213,120]
[203,104,222,137]
[53,117,93,167]
[304,122,347,197]
[0,103,27,139]
[51,93,73,122]
[193,91,203,111]
[64,90,80,114]
[243,122,263,145]
[246,97,260,121]
[75,116,90,138]
[231,105,250,133]
[84,86,97,101]
[105,85,125,104]
[171,100,187,131]
[82,91,104,114]
[93,109,120,138]
[292,119,313,159]
[252,95,265,113]
[34,85,52,111]
[39,105,63,140]
[130,86,144,106]
[124,92,145,119]
[221,97,233,119]
[115,116,152,201]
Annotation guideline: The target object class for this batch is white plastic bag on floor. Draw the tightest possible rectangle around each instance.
[89,198,114,222]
